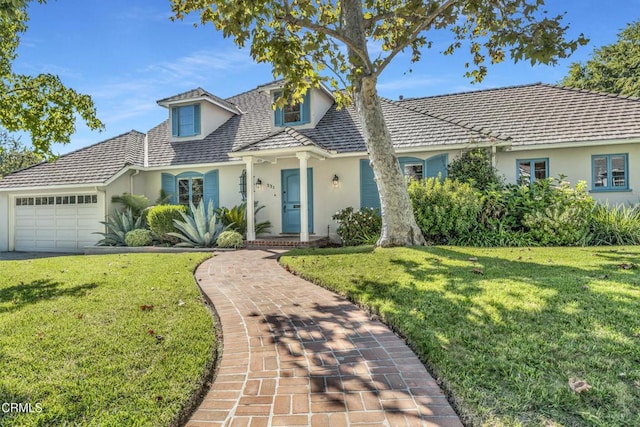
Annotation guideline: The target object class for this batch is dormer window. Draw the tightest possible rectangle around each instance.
[171,104,201,137]
[274,90,310,127]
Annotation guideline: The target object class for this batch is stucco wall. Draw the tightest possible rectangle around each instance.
[0,193,8,251]
[496,143,640,205]
[168,102,235,143]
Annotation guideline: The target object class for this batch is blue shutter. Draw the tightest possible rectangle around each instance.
[274,91,283,127]
[193,104,201,135]
[171,107,178,137]
[161,173,177,204]
[203,170,219,209]
[302,90,311,124]
[360,159,381,210]
[426,154,448,179]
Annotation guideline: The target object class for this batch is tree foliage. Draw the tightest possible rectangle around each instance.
[0,130,42,177]
[448,147,503,191]
[0,1,104,156]
[562,21,640,97]
[170,0,586,246]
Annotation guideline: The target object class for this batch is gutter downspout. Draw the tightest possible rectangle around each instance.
[130,169,140,194]
[143,134,149,168]
[491,145,497,169]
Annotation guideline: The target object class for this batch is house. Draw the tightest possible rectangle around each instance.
[1,80,640,252]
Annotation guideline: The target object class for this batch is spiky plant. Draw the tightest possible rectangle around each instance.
[168,200,223,247]
[95,208,144,246]
[216,202,271,238]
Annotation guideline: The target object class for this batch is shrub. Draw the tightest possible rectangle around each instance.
[216,202,271,238]
[332,207,381,246]
[448,147,503,191]
[147,205,188,243]
[523,206,591,246]
[111,193,151,224]
[95,208,143,246]
[216,230,244,248]
[124,229,153,247]
[517,179,594,245]
[408,178,483,244]
[588,203,640,245]
[168,200,223,248]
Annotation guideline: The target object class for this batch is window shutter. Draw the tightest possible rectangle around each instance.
[273,91,283,127]
[203,170,219,209]
[193,104,201,135]
[161,173,177,204]
[302,90,311,124]
[171,107,178,137]
[426,154,448,179]
[360,159,381,210]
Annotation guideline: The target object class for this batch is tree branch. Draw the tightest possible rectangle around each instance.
[278,14,374,73]
[372,0,459,78]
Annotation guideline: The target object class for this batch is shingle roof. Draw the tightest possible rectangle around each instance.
[0,130,145,188]
[399,83,640,146]
[233,127,331,153]
[4,81,640,190]
[147,86,274,166]
[156,87,241,114]
[297,97,506,153]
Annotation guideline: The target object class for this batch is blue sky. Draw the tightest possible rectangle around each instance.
[13,0,640,154]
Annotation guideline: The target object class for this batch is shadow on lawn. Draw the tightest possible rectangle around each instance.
[284,246,640,425]
[0,279,97,313]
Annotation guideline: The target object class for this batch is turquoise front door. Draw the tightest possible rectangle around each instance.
[281,168,313,233]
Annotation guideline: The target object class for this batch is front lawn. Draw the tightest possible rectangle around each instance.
[0,253,215,427]
[280,246,640,426]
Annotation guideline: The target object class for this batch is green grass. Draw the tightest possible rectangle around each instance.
[281,246,640,426]
[0,253,215,427]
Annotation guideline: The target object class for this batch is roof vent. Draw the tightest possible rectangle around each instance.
[398,95,404,101]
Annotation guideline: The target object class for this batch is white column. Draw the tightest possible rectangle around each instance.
[244,156,256,241]
[297,152,310,242]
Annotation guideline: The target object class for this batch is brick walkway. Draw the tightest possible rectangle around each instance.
[187,249,463,427]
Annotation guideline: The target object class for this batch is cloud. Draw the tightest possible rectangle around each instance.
[147,48,257,83]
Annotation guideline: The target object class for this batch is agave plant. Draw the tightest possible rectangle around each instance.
[216,201,271,238]
[168,199,223,247]
[95,208,144,246]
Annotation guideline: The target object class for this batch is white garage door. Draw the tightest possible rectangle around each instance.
[14,194,103,252]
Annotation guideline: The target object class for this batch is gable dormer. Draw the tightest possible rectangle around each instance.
[157,88,240,142]
[258,82,334,131]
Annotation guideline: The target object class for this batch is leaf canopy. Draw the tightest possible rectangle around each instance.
[0,2,104,156]
[562,21,640,97]
[171,0,587,103]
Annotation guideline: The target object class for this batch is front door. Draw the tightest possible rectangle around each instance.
[281,168,313,233]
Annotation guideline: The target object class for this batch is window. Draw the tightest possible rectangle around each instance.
[239,169,247,201]
[517,159,548,185]
[403,163,423,181]
[592,154,628,191]
[178,177,203,206]
[274,90,310,126]
[15,195,96,206]
[171,104,201,137]
[162,170,219,208]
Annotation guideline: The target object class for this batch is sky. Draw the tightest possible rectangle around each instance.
[11,0,640,154]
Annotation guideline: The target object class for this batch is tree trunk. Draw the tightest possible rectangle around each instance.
[353,76,426,247]
[342,0,426,247]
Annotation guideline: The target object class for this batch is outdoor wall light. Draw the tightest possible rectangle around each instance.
[255,178,262,190]
[332,174,339,187]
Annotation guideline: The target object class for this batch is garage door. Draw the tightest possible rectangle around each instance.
[14,194,102,252]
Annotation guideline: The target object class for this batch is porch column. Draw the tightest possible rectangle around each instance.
[297,152,310,242]
[244,156,256,241]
